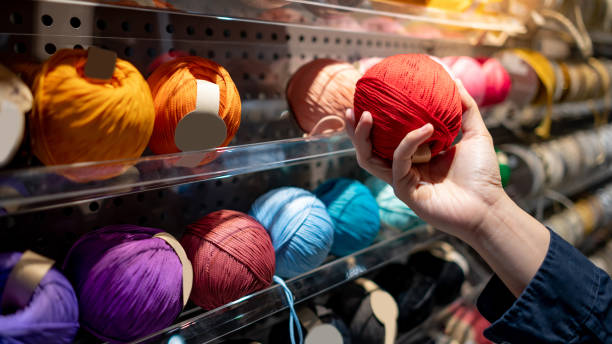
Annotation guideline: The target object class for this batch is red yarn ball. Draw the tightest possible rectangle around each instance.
[354,54,462,161]
[180,210,275,310]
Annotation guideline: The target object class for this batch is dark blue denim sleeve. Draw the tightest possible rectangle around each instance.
[476,230,612,344]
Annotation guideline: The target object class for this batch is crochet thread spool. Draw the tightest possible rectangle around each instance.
[147,56,241,157]
[269,305,351,344]
[441,56,486,106]
[63,225,192,342]
[287,59,361,136]
[30,48,155,181]
[180,210,275,310]
[315,178,380,256]
[354,54,462,163]
[249,187,334,278]
[0,251,79,344]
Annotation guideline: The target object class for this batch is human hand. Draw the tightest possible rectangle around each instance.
[345,80,506,242]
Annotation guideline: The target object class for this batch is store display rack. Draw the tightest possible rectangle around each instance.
[135,226,439,344]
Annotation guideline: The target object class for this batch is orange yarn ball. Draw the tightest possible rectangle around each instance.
[30,49,155,181]
[287,59,361,135]
[147,56,241,155]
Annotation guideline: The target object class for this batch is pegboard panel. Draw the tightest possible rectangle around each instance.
[0,0,501,145]
[0,155,365,262]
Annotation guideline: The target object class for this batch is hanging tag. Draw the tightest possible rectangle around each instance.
[370,290,398,344]
[84,46,117,80]
[0,100,25,167]
[153,232,193,307]
[175,80,227,152]
[1,250,55,312]
[305,324,343,344]
[0,63,32,113]
[298,307,323,330]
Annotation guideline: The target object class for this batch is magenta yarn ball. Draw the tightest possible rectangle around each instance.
[441,56,486,106]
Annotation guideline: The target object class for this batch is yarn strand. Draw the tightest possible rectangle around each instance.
[273,275,304,344]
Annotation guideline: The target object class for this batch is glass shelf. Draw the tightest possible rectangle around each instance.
[0,134,354,215]
[133,225,439,344]
[53,0,526,43]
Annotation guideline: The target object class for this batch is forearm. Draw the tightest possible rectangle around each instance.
[464,194,550,298]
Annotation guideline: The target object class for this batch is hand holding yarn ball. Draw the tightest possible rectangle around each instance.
[180,210,275,310]
[63,225,192,342]
[346,75,508,242]
[249,187,334,278]
[353,54,463,163]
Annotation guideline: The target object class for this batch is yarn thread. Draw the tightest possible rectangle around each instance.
[180,210,275,310]
[314,178,380,256]
[354,54,462,161]
[273,275,304,344]
[249,187,334,278]
[0,251,79,344]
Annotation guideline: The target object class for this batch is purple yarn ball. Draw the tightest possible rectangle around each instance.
[63,225,184,343]
[0,252,79,344]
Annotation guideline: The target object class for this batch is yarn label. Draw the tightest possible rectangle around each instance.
[174,80,227,152]
[369,290,398,344]
[1,250,55,311]
[305,324,343,344]
[84,46,117,80]
[0,100,25,167]
[153,232,193,307]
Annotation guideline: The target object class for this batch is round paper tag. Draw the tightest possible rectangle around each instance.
[305,324,343,344]
[175,112,227,152]
[0,100,25,167]
[0,64,32,113]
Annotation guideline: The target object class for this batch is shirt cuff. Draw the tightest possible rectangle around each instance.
[476,229,601,343]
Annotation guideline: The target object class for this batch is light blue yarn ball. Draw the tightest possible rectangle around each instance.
[365,177,425,231]
[249,187,334,278]
[315,178,381,257]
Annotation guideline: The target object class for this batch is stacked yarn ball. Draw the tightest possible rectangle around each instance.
[314,178,380,256]
[365,177,424,231]
[147,56,241,155]
[287,59,361,135]
[0,252,79,344]
[249,187,334,278]
[30,49,155,181]
[180,210,275,310]
[441,56,486,106]
[354,54,462,161]
[63,225,187,342]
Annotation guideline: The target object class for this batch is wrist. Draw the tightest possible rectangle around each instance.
[467,193,551,297]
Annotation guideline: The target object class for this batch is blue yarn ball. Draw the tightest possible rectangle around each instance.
[365,177,425,231]
[249,187,334,278]
[315,178,381,256]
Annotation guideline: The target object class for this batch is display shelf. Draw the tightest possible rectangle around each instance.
[36,0,525,44]
[133,225,439,344]
[0,134,354,215]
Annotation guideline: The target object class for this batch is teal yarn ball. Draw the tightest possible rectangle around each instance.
[365,177,425,231]
[315,178,381,256]
[249,187,334,278]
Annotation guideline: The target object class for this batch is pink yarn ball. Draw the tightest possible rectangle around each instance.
[478,57,511,107]
[441,56,486,106]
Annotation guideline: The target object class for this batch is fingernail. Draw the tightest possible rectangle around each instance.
[420,123,433,132]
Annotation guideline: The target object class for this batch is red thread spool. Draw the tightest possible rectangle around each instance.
[354,54,462,162]
[180,210,275,310]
